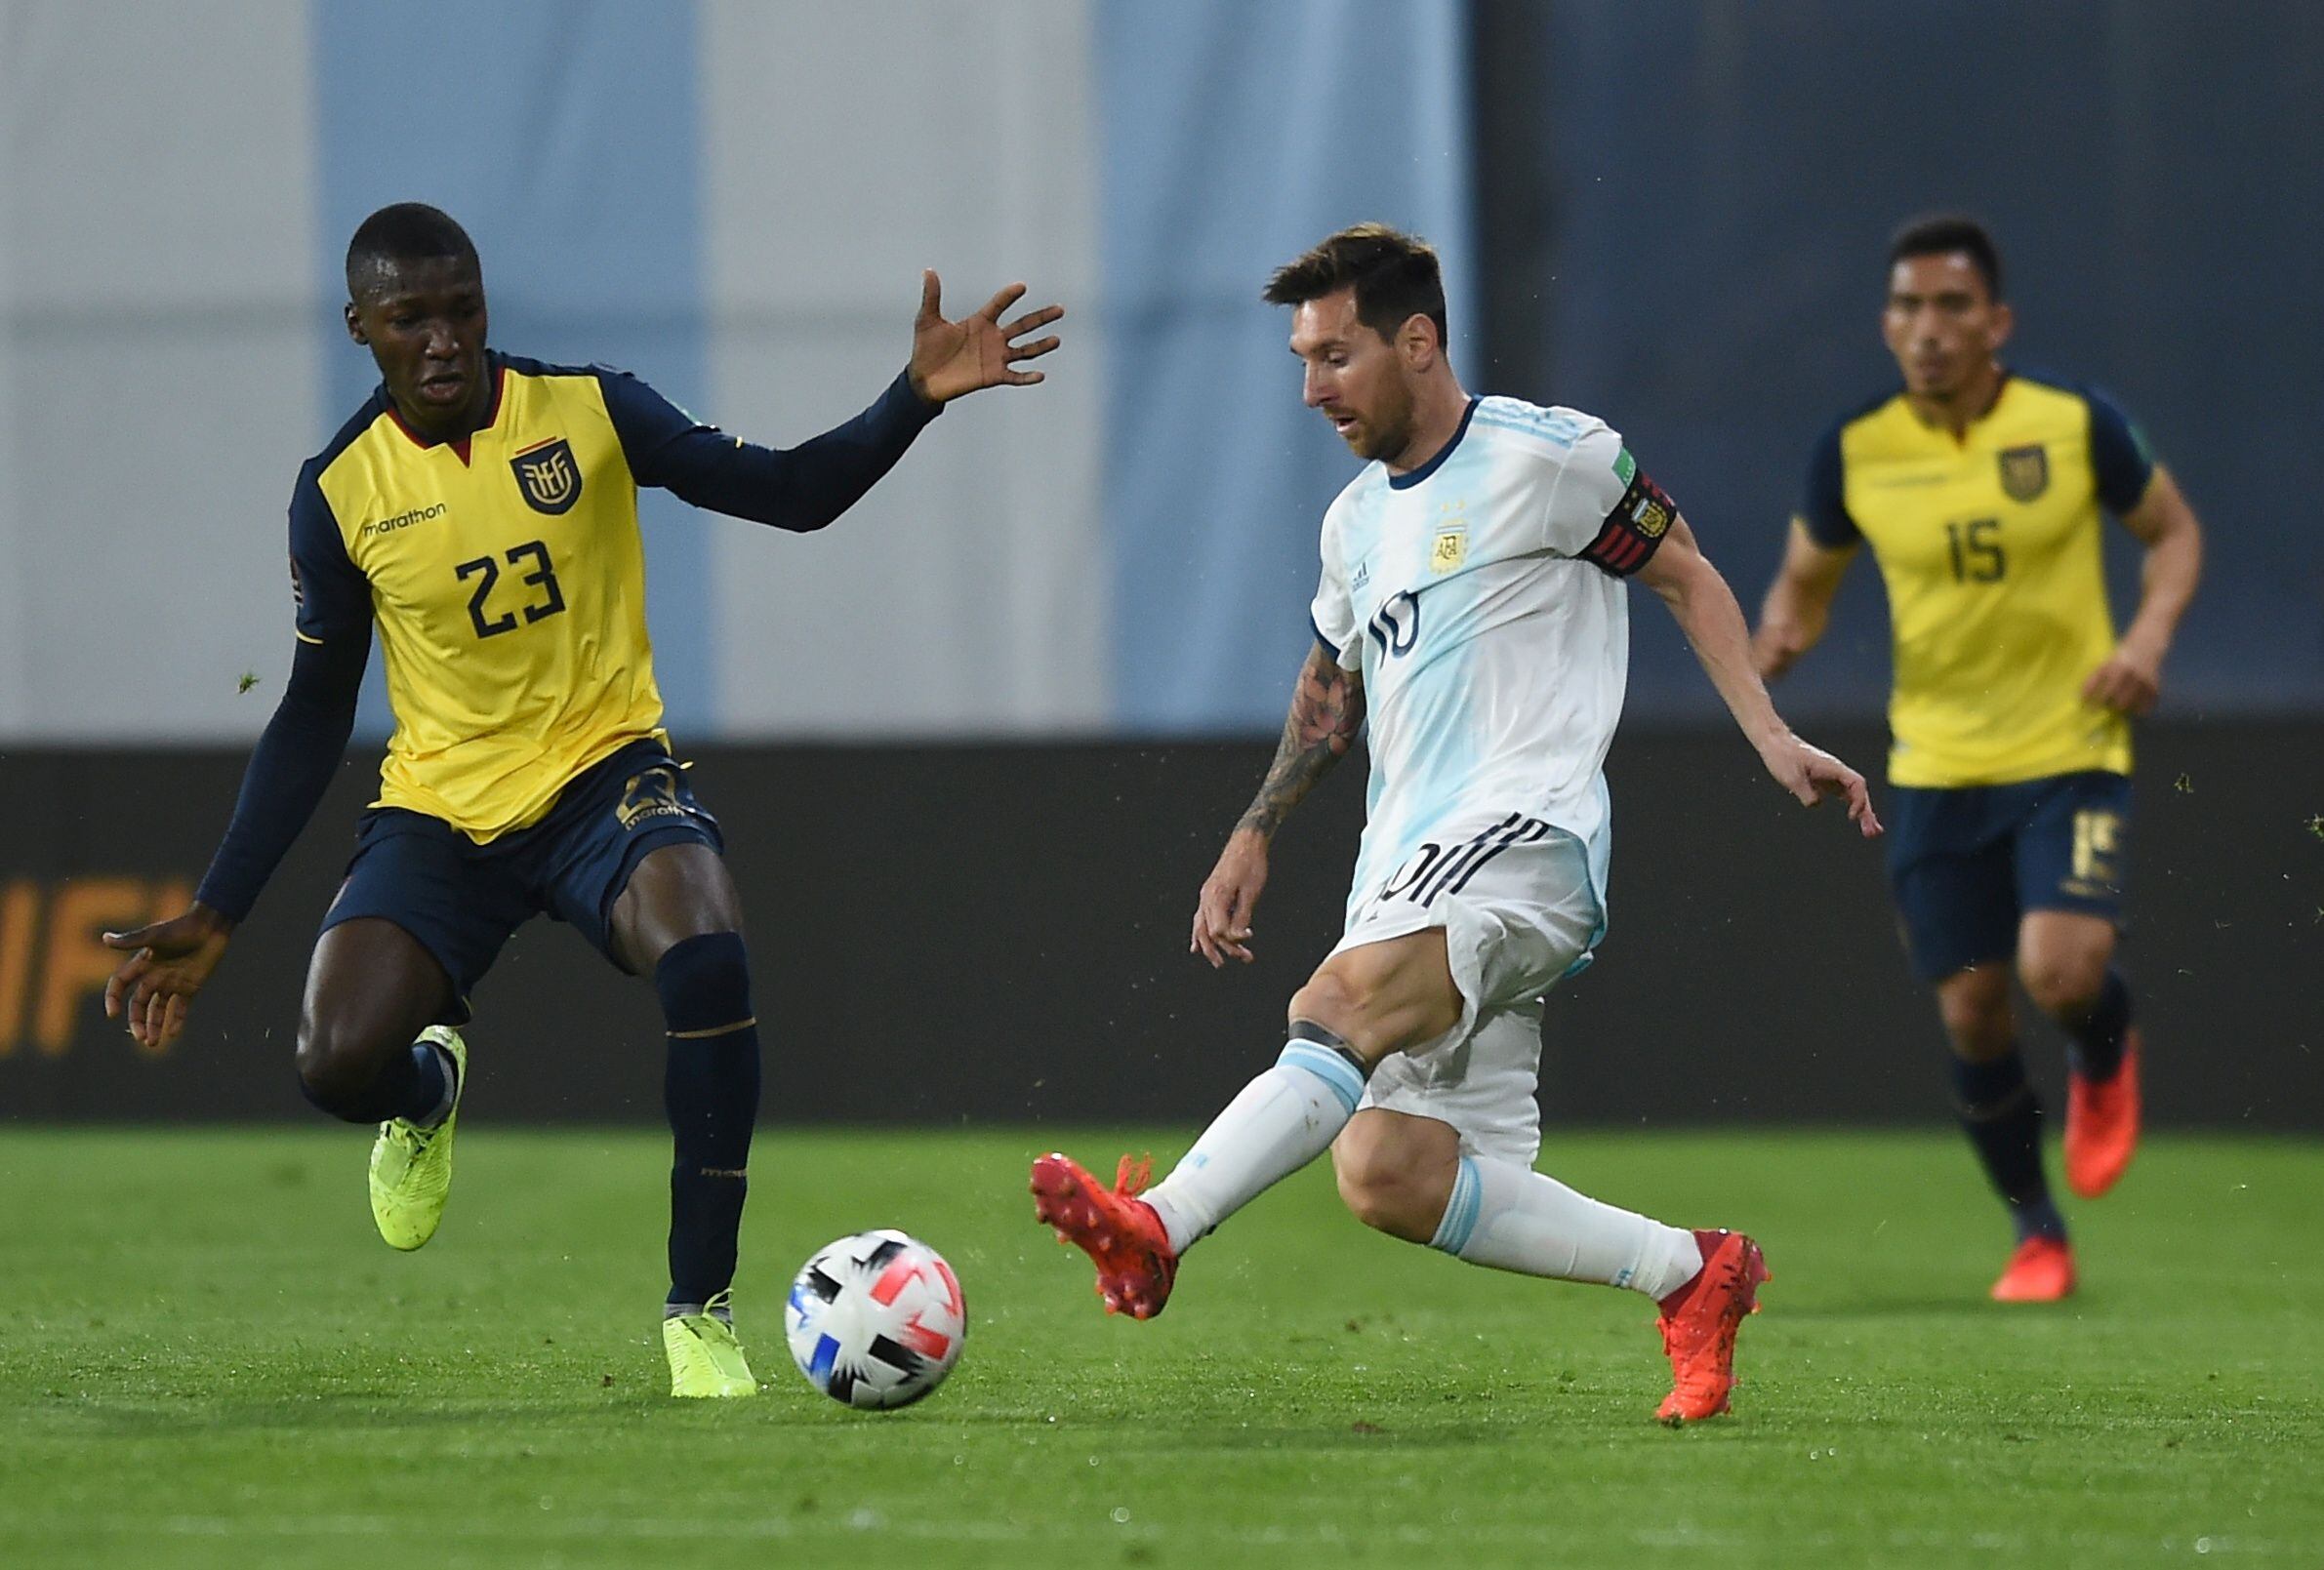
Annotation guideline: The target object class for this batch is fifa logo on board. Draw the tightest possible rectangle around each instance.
[511,437,583,515]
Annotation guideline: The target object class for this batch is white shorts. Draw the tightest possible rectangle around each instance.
[1331,812,1605,1165]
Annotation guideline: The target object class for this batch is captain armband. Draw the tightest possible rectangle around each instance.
[1577,468,1679,577]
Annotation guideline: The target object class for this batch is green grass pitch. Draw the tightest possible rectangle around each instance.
[3,1127,2318,1567]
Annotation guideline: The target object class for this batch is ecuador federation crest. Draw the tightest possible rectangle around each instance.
[511,437,583,515]
[1997,444,2049,503]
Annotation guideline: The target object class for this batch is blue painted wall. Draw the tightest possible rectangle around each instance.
[1097,0,1476,734]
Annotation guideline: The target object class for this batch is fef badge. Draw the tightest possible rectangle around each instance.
[1997,444,2049,503]
[512,437,583,515]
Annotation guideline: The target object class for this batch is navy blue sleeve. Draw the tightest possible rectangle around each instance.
[595,367,942,533]
[288,465,370,645]
[2084,385,2157,515]
[1796,422,1860,547]
[194,473,371,920]
[193,631,368,921]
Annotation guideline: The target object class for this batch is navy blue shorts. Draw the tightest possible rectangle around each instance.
[1884,770,2132,983]
[321,740,723,1023]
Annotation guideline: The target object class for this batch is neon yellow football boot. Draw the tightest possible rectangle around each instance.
[663,1290,757,1398]
[367,1026,467,1252]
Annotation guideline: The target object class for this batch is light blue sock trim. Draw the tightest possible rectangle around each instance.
[1430,1155,1484,1255]
[1276,1041,1365,1115]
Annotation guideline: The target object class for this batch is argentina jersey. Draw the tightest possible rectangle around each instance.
[1308,396,1679,925]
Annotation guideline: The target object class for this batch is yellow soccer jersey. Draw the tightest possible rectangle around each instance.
[1796,373,2157,788]
[290,354,675,839]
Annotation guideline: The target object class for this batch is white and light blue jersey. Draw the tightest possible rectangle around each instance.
[1309,396,1680,921]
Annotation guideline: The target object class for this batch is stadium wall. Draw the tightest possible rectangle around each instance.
[3,723,2314,1130]
[1472,0,2324,722]
[0,0,1476,745]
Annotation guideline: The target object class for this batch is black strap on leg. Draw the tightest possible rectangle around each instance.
[1288,1017,1372,1081]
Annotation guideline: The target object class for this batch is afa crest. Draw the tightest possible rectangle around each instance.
[1997,444,2049,503]
[511,437,583,515]
[1431,498,1470,575]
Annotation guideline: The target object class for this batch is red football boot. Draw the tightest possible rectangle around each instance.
[1030,1151,1179,1320]
[1990,1235,2076,1302]
[1653,1228,1771,1425]
[2065,1029,2142,1199]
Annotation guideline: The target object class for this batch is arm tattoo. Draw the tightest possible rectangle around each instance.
[1236,645,1366,839]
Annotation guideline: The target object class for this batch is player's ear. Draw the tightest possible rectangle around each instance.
[344,302,369,346]
[1987,301,2016,352]
[1399,313,1438,369]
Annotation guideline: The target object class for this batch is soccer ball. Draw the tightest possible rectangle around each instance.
[784,1229,966,1409]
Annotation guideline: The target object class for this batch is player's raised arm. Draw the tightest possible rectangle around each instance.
[1191,640,1366,967]
[598,273,1063,534]
[1637,516,1882,839]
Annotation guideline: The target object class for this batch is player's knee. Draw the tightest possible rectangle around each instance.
[1333,1144,1447,1243]
[1290,956,1452,1066]
[1935,974,2015,1061]
[2018,949,2107,1021]
[1288,971,1388,1064]
[294,1017,396,1121]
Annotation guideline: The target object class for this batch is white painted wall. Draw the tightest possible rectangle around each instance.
[0,0,319,741]
[698,0,1107,737]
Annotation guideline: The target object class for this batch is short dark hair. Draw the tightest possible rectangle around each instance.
[1264,222,1449,349]
[1888,213,2003,301]
[346,203,479,300]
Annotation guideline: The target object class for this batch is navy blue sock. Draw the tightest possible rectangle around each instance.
[657,932,761,1310]
[1950,1049,2065,1244]
[2062,970,2133,1082]
[299,1038,449,1125]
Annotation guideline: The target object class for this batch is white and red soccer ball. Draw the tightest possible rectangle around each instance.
[784,1229,966,1409]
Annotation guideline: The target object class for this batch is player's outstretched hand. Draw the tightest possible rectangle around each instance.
[1758,732,1883,838]
[1192,829,1270,968]
[2081,635,2163,716]
[907,271,1064,405]
[102,906,233,1051]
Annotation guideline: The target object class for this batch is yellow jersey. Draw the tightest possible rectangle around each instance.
[292,353,675,840]
[1797,373,2156,788]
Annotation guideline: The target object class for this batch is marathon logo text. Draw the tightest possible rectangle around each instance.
[359,503,447,538]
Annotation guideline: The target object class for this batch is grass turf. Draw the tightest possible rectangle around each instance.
[1,1127,2318,1567]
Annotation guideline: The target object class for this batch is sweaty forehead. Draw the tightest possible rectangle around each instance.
[351,252,482,308]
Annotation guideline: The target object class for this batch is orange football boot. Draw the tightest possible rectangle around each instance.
[1031,1151,1179,1320]
[1990,1235,2076,1302]
[1653,1228,1771,1425]
[2064,1029,2142,1199]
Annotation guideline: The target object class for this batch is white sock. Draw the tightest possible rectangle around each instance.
[1429,1152,1702,1300]
[1142,1036,1366,1255]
